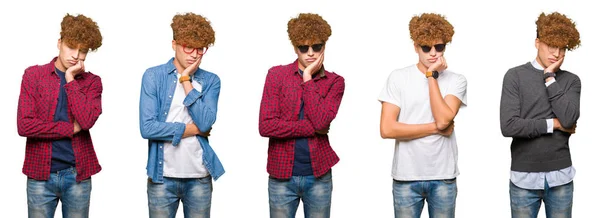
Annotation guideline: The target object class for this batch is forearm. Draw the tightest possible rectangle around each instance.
[17,118,73,139]
[65,79,102,130]
[381,121,438,140]
[547,81,580,128]
[259,117,315,139]
[184,88,217,133]
[428,78,455,130]
[302,78,345,130]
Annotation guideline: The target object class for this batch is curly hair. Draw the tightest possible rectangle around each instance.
[60,14,102,52]
[409,13,454,45]
[287,13,331,46]
[536,12,580,51]
[171,13,215,48]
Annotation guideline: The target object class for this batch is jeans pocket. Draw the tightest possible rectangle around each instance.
[441,177,457,184]
[198,176,212,184]
[316,170,332,182]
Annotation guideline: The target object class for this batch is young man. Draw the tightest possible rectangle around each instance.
[379,13,467,218]
[259,13,345,218]
[17,14,103,218]
[139,12,225,218]
[500,12,581,218]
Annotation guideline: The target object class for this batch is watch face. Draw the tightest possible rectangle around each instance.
[432,71,439,79]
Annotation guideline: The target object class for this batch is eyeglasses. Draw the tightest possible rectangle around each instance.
[420,44,446,53]
[547,45,566,54]
[297,43,324,53]
[181,44,208,55]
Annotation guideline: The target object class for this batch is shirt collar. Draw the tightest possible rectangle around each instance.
[166,57,203,76]
[531,59,544,70]
[293,59,326,78]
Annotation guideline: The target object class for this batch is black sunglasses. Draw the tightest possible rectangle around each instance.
[297,43,324,53]
[420,44,446,53]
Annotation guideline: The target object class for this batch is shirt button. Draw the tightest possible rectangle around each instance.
[164,112,167,115]
[159,161,162,164]
[169,95,172,98]
[159,146,162,149]
[173,80,176,83]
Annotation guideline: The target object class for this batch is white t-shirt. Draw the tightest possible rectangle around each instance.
[378,65,467,181]
[163,73,209,178]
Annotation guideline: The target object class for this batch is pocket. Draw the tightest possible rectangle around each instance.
[316,170,332,182]
[441,177,457,184]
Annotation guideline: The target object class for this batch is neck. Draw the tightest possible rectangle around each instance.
[416,61,428,74]
[173,59,185,74]
[54,60,66,72]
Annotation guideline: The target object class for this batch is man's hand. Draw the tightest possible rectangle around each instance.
[315,125,330,135]
[66,60,85,83]
[427,56,448,73]
[554,118,576,134]
[181,58,201,77]
[73,120,81,135]
[303,52,325,82]
[545,57,564,73]
[438,120,454,137]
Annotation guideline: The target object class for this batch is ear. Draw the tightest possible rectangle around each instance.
[172,40,177,51]
[535,38,540,50]
[57,38,62,50]
[414,43,419,53]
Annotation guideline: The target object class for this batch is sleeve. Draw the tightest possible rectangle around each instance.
[139,69,186,145]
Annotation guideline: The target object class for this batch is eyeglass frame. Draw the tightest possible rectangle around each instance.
[180,44,209,55]
[420,44,446,53]
[296,43,325,53]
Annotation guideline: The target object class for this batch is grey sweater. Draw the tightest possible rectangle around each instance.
[500,62,581,172]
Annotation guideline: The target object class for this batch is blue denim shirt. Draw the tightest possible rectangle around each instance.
[140,58,225,183]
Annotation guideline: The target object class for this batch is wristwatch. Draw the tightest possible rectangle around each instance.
[179,75,191,83]
[426,71,439,79]
[543,72,556,80]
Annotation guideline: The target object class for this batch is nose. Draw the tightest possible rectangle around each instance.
[190,50,200,59]
[307,47,315,56]
[428,47,437,56]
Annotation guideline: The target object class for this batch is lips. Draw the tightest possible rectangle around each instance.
[427,58,437,62]
[306,58,316,62]
[68,60,78,65]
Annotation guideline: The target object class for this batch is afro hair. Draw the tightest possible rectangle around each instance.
[536,12,580,51]
[60,14,102,52]
[171,12,215,48]
[287,13,331,46]
[409,13,454,46]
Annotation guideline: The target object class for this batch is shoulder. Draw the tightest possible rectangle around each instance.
[442,70,467,83]
[198,68,221,84]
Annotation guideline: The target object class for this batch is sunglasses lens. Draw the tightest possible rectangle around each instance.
[420,45,432,53]
[298,45,309,53]
[434,44,446,52]
[312,44,324,52]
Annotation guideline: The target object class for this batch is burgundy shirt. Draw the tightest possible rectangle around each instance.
[259,60,345,179]
[17,57,102,182]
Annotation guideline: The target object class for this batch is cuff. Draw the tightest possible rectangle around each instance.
[183,88,202,107]
[172,122,186,146]
[546,119,554,133]
[545,78,556,87]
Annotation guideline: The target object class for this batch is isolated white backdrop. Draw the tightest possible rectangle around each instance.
[1,0,598,217]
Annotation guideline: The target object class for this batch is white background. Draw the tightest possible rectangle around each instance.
[1,0,598,217]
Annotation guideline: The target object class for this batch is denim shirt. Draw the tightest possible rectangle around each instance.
[140,58,225,183]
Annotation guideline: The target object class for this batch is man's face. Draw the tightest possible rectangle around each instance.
[172,40,207,70]
[535,38,566,69]
[294,40,325,71]
[56,39,88,72]
[415,39,445,70]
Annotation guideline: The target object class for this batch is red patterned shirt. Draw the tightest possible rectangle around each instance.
[17,57,102,182]
[259,60,345,179]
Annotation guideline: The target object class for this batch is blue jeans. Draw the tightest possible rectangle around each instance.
[147,176,213,218]
[27,167,92,218]
[268,170,333,218]
[510,180,573,218]
[392,178,457,218]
